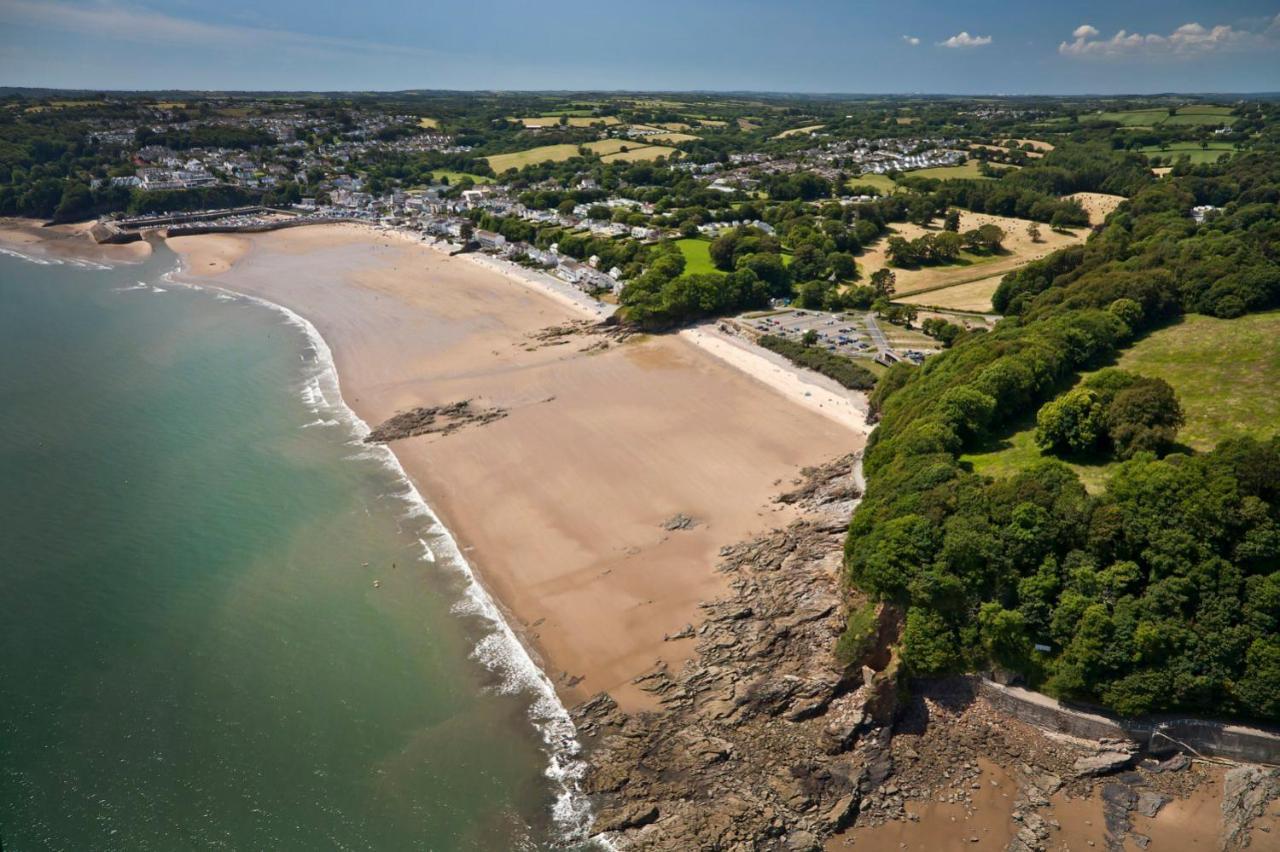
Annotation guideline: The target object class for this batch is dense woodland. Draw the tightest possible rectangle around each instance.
[848,148,1280,720]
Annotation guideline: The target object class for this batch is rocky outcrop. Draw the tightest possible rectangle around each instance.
[363,400,507,442]
[573,454,878,850]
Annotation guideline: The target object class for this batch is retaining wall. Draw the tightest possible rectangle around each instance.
[975,679,1280,766]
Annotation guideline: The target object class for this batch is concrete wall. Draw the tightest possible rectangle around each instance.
[974,679,1280,766]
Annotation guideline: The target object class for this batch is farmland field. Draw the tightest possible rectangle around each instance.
[600,145,679,163]
[1140,142,1237,164]
[1064,192,1126,226]
[898,275,1003,313]
[847,174,898,194]
[960,310,1280,492]
[486,144,584,172]
[773,124,825,138]
[862,211,1084,297]
[643,132,699,144]
[513,115,619,127]
[1103,311,1280,451]
[907,161,994,180]
[1089,105,1236,127]
[582,139,634,156]
[417,117,439,129]
[429,169,493,185]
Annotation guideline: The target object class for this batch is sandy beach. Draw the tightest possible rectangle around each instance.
[0,217,152,264]
[165,223,868,708]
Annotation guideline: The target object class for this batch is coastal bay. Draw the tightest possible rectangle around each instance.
[167,223,869,709]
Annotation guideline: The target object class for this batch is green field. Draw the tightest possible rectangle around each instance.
[1140,142,1237,165]
[907,161,994,181]
[1106,311,1280,450]
[429,169,493,185]
[961,310,1280,491]
[846,174,898,194]
[1090,105,1236,127]
[675,238,717,274]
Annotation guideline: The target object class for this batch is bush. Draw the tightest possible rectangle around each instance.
[757,334,877,390]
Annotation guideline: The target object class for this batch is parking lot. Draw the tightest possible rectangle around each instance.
[740,309,934,364]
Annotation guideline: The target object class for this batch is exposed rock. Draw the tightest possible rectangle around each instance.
[364,400,506,442]
[1221,766,1280,851]
[661,513,699,531]
[1135,790,1169,818]
[524,319,637,352]
[594,803,659,833]
[1073,751,1137,778]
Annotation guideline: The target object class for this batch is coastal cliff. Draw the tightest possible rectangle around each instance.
[574,456,1280,850]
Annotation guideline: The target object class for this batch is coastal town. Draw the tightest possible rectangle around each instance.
[3,79,1279,852]
[14,90,1223,369]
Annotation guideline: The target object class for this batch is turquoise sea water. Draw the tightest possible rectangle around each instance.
[0,248,587,850]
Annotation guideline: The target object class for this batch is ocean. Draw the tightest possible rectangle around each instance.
[0,246,590,850]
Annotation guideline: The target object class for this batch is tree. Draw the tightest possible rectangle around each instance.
[1035,388,1105,455]
[828,251,857,281]
[1104,379,1184,458]
[870,268,896,297]
[1026,222,1041,243]
[943,209,961,232]
[736,253,791,298]
[802,329,819,346]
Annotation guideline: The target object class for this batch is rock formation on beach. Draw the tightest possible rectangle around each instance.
[363,400,507,443]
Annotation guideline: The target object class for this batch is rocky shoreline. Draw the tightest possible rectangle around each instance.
[572,455,1280,850]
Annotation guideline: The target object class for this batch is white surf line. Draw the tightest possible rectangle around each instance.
[679,323,872,435]
[163,257,612,849]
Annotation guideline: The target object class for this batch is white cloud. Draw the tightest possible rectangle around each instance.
[902,35,920,46]
[1060,15,1280,57]
[939,31,993,49]
[0,0,439,61]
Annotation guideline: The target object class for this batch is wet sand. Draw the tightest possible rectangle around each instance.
[166,223,867,708]
[0,217,152,264]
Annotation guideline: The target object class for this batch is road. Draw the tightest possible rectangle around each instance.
[863,311,891,354]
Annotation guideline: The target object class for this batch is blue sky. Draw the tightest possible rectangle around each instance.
[1,0,1278,93]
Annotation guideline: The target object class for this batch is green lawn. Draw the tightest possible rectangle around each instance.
[676,238,718,274]
[676,238,791,274]
[962,311,1280,492]
[1140,142,1237,165]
